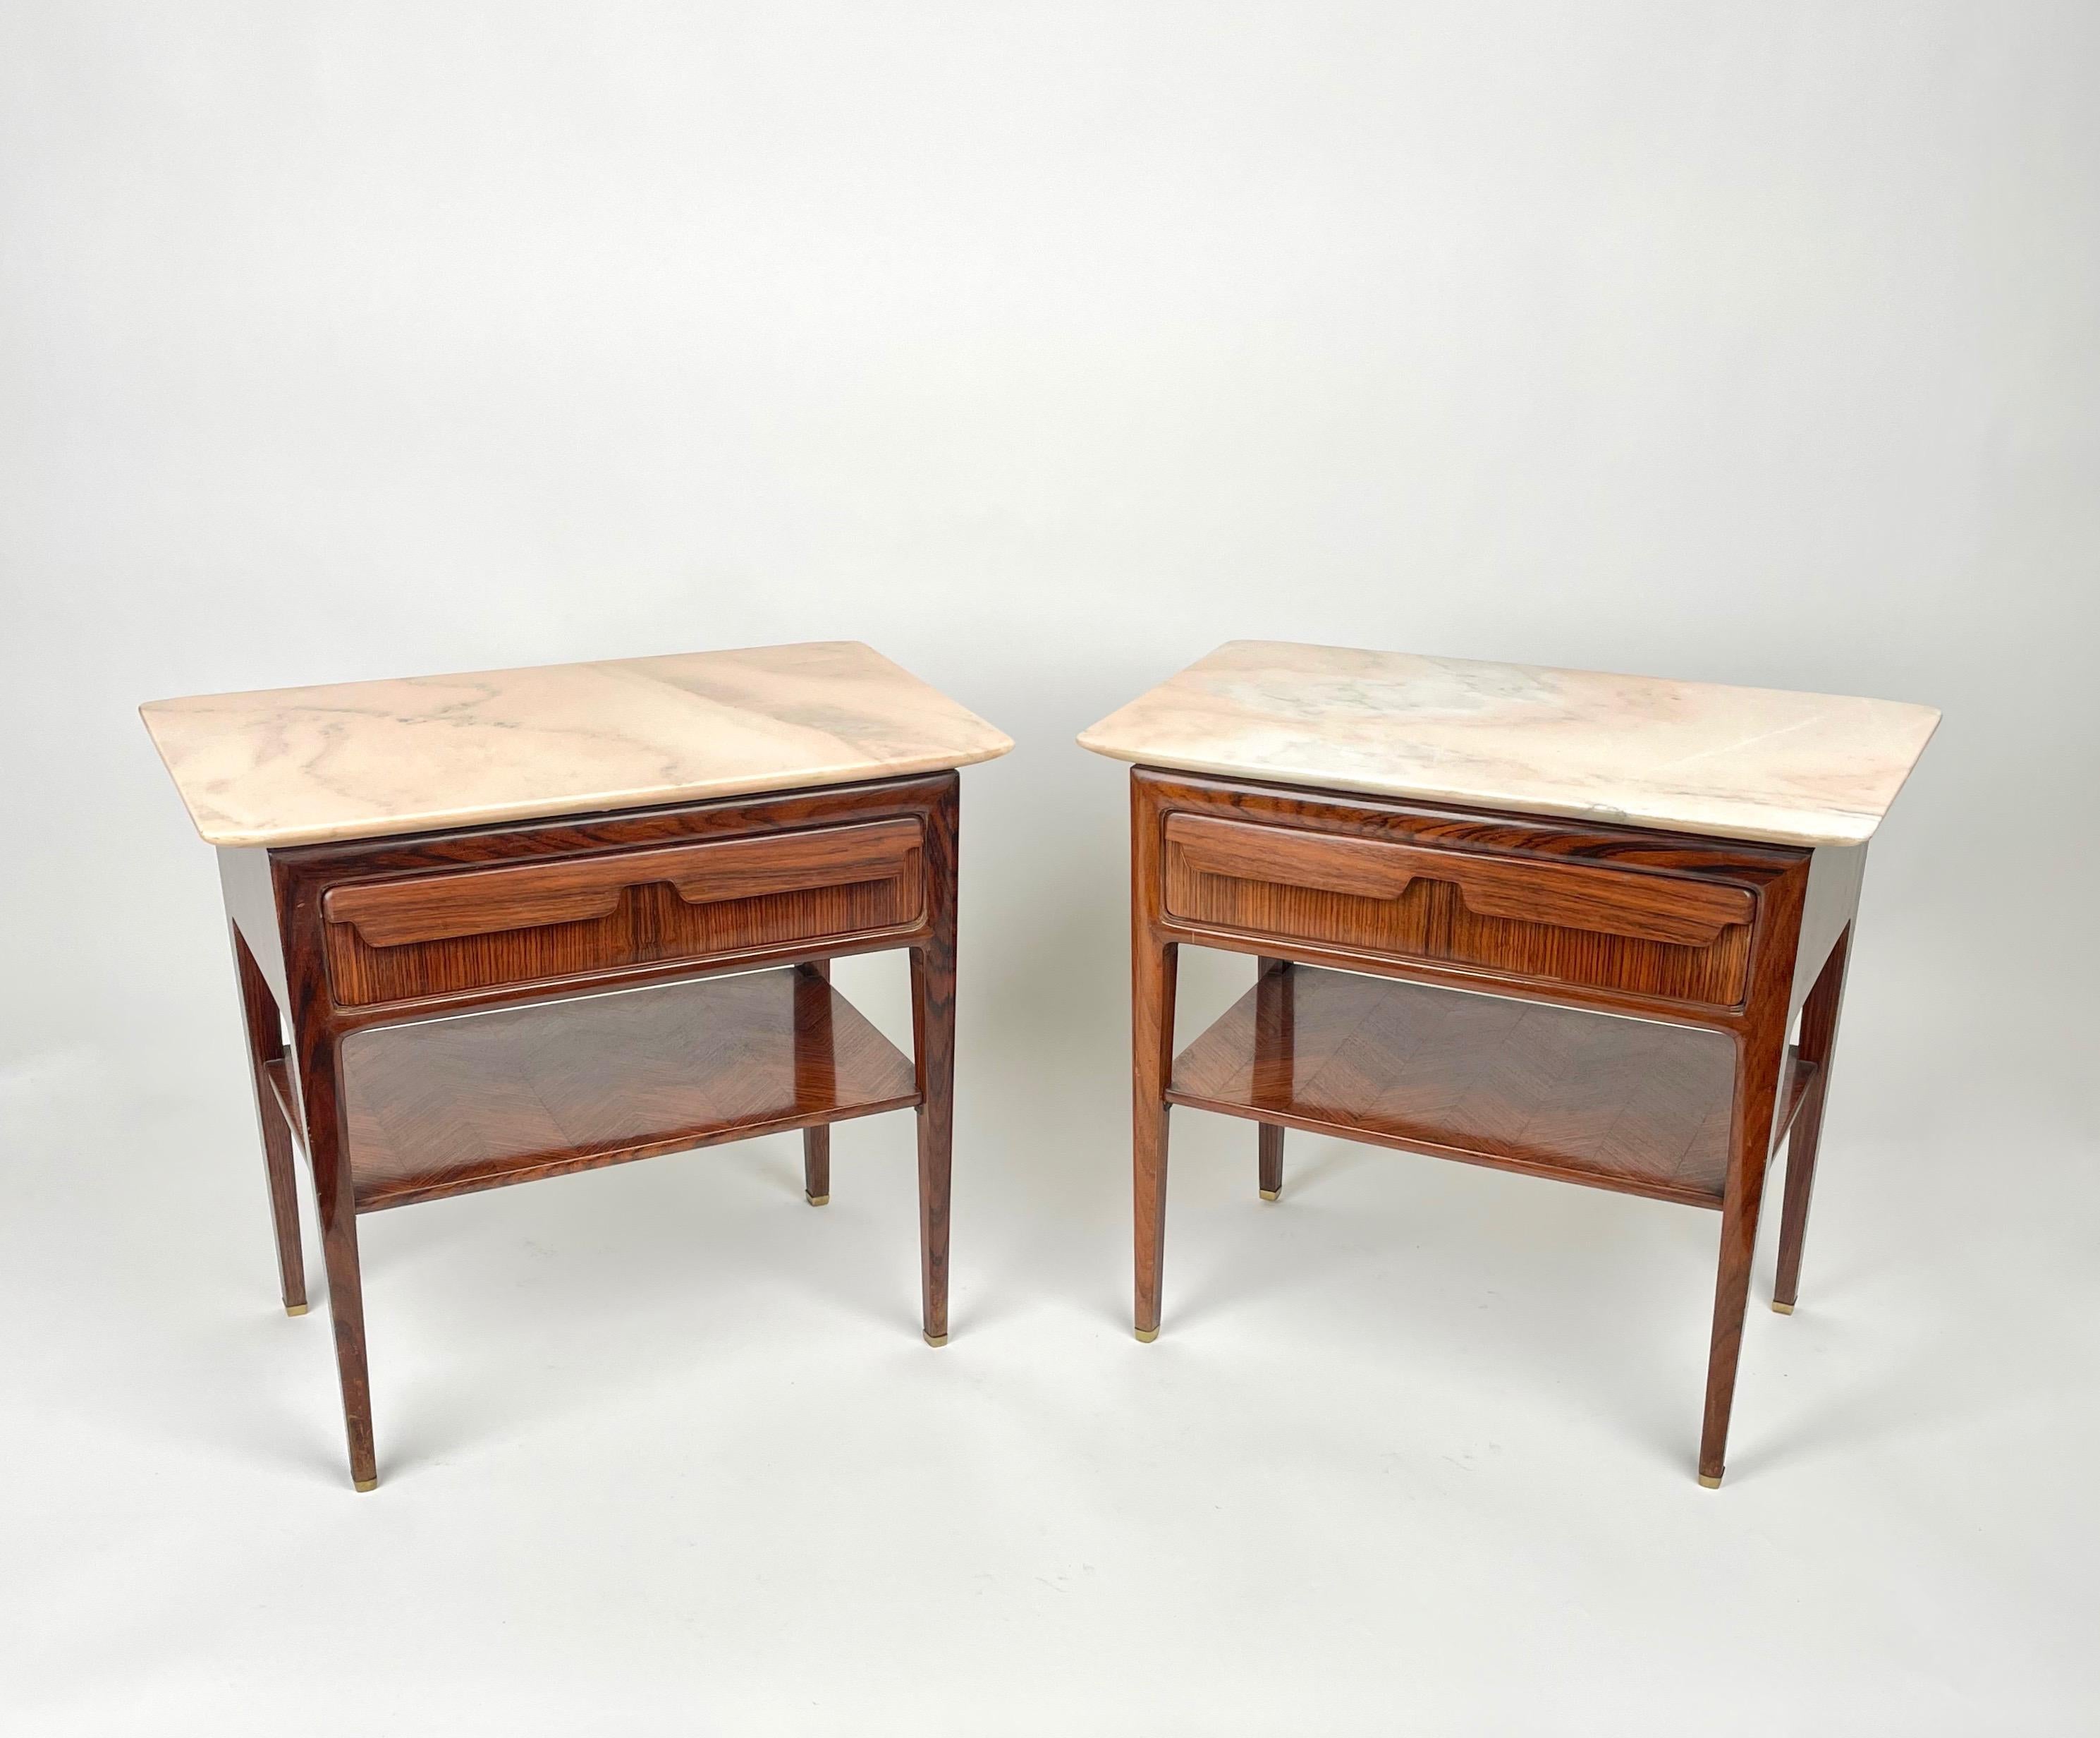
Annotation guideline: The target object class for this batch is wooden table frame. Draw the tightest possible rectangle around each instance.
[220,770,962,1491]
[1124,767,1862,1487]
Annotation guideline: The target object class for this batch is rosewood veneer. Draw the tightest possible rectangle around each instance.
[1082,641,1937,1488]
[144,641,1010,1490]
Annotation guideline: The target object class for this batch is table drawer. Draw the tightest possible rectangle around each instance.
[322,818,925,1006]
[1161,813,1754,1006]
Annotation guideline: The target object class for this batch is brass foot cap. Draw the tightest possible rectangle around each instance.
[922,1331,948,1348]
[1771,1299,1795,1315]
[1697,1472,1723,1490]
[1259,1188,1281,1201]
[1133,1326,1159,1343]
[285,1303,310,1317]
[806,1192,829,1206]
[353,1477,379,1493]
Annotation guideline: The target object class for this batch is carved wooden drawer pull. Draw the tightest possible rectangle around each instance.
[1163,813,1752,948]
[324,818,925,949]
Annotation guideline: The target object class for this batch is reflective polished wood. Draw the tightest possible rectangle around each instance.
[207,770,967,1490]
[1122,766,1869,1488]
[258,966,918,1211]
[1171,962,1819,1210]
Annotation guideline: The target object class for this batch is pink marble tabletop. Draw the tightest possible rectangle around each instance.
[1080,641,1937,847]
[144,640,1013,848]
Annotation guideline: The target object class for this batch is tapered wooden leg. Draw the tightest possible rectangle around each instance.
[297,1033,377,1491]
[1699,1031,1785,1488]
[1257,1125,1284,1201]
[802,1126,831,1205]
[800,961,833,1205]
[910,942,956,1347]
[910,779,960,1348]
[1132,934,1179,1341]
[1774,928,1851,1314]
[1254,957,1290,1201]
[232,928,305,1313]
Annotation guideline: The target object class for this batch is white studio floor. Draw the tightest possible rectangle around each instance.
[5,948,2095,1736]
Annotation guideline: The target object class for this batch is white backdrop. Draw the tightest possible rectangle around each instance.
[4,6,2096,1733]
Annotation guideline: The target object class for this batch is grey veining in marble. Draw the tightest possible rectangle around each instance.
[1078,640,1938,846]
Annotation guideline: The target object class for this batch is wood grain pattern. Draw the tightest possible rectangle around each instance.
[1131,774,1180,1339]
[1254,956,1288,1198]
[324,819,924,947]
[1170,964,1817,1208]
[267,967,920,1210]
[1125,763,1835,1486]
[802,960,833,1204]
[296,777,945,1019]
[233,922,305,1313]
[1698,841,1807,1485]
[324,875,920,1009]
[909,777,961,1344]
[277,873,376,1489]
[1166,813,1754,944]
[1172,863,1754,1007]
[228,771,965,1488]
[1147,771,1787,1013]
[1142,768,1804,881]
[262,1052,299,1136]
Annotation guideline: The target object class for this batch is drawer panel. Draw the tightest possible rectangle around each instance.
[323,819,924,1006]
[1162,813,1753,1006]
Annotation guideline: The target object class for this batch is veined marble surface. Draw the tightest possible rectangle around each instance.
[143,641,1013,848]
[1079,641,1939,846]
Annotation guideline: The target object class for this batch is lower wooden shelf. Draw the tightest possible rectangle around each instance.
[1168,964,1814,1208]
[266,964,918,1210]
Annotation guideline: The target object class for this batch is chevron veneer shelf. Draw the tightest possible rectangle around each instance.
[1170,964,1816,1209]
[260,966,919,1212]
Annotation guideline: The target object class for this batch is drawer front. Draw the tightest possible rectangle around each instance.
[322,818,925,1006]
[1161,813,1754,1006]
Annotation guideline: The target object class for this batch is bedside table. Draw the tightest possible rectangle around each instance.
[144,640,1011,1490]
[1081,640,1937,1487]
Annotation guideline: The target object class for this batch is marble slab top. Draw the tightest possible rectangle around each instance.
[1079,641,1939,847]
[143,641,1013,848]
